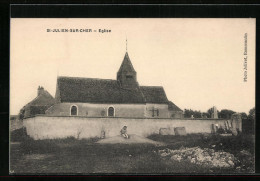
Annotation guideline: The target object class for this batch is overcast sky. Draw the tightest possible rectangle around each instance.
[10,18,255,115]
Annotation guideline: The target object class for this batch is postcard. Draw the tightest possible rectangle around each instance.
[10,18,255,174]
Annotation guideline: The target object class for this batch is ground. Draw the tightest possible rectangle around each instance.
[10,129,255,174]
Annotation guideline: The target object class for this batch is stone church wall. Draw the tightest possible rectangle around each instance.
[46,103,146,118]
[144,104,169,118]
[45,103,173,118]
[23,116,241,140]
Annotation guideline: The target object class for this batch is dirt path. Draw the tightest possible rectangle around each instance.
[97,134,165,146]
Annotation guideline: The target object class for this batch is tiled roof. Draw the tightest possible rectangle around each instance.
[168,101,182,112]
[140,86,169,104]
[57,76,145,104]
[23,89,55,118]
[25,90,55,107]
[117,52,136,73]
[29,105,52,115]
[57,76,170,104]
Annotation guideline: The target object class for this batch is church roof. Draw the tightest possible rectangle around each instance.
[57,76,145,104]
[140,86,169,104]
[22,88,55,118]
[168,101,182,112]
[56,76,169,104]
[24,90,55,107]
[117,52,136,73]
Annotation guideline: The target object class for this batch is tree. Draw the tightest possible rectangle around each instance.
[193,110,202,118]
[184,109,193,118]
[240,112,248,120]
[184,109,202,118]
[18,107,25,120]
[207,108,213,116]
[218,109,235,119]
[202,112,210,118]
[248,107,255,120]
[243,107,255,134]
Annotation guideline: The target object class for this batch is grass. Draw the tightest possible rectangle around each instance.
[148,133,255,154]
[10,131,255,174]
[10,127,29,142]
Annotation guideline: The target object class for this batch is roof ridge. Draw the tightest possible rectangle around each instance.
[140,85,164,88]
[58,76,116,82]
[22,90,54,109]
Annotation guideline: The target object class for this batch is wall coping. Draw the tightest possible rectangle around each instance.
[23,114,226,121]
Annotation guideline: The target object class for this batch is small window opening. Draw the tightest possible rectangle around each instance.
[108,107,115,117]
[71,105,78,116]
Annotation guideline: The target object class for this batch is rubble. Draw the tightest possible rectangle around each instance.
[158,147,236,168]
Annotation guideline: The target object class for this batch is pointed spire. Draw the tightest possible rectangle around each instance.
[118,52,136,73]
[117,41,138,88]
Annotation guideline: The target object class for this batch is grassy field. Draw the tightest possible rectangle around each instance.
[10,130,255,174]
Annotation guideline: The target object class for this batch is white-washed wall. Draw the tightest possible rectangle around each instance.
[46,103,147,118]
[46,103,181,118]
[23,116,233,140]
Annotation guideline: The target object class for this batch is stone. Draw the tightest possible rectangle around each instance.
[231,128,238,136]
[174,127,187,136]
[159,127,175,135]
[240,150,251,156]
[211,124,217,133]
[211,106,218,119]
[158,146,236,168]
[228,160,234,166]
[160,152,170,157]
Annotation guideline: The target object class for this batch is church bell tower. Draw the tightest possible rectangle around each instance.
[117,41,138,89]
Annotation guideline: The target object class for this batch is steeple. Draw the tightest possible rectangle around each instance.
[117,51,138,89]
[117,52,136,73]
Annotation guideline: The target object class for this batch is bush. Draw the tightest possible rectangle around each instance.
[10,127,30,142]
[216,127,225,134]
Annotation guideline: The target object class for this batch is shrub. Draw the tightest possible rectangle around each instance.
[10,127,30,142]
[216,127,225,134]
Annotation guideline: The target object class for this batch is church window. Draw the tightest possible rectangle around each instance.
[150,107,159,117]
[70,105,78,116]
[126,75,133,79]
[108,107,115,117]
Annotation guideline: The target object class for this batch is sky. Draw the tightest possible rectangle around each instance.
[10,18,255,115]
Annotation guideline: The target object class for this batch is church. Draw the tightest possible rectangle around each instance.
[22,50,243,140]
[45,51,183,119]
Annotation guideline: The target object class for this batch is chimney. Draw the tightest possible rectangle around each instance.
[37,86,44,96]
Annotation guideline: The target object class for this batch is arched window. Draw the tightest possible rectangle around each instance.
[108,107,115,117]
[70,105,78,116]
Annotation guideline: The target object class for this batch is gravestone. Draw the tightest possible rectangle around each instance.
[211,124,217,133]
[211,106,218,119]
[159,127,175,135]
[174,127,187,136]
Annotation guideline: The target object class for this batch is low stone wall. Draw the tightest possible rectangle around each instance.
[23,116,239,140]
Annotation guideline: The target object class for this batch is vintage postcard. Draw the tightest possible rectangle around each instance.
[10,18,255,174]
